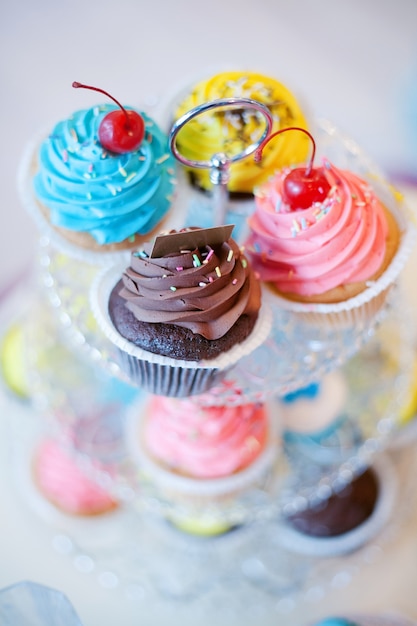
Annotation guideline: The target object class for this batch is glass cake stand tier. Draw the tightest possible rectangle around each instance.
[35,236,412,407]
[2,279,414,521]
[5,381,417,620]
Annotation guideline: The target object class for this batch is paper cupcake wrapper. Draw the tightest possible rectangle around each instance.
[17,131,185,267]
[276,454,397,558]
[126,396,279,499]
[91,263,272,396]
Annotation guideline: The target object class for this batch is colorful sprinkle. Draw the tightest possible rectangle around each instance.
[176,266,183,272]
[125,172,136,184]
[193,254,202,267]
[119,166,127,177]
[232,278,238,285]
[199,282,206,287]
[133,250,148,258]
[215,266,222,277]
[241,258,248,269]
[106,184,117,196]
[156,154,170,165]
[227,249,234,262]
[170,286,177,291]
[62,149,68,163]
[70,128,78,142]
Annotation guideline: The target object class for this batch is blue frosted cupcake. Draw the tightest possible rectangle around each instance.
[19,92,178,263]
[276,370,362,466]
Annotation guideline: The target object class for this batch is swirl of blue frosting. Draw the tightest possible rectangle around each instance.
[33,105,176,245]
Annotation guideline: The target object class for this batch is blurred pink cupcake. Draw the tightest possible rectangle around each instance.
[32,438,118,517]
[127,392,278,535]
[144,395,268,479]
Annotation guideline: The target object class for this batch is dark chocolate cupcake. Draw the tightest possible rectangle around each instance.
[92,225,271,397]
[276,456,397,557]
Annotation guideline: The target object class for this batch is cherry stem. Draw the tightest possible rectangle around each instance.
[254,126,316,176]
[72,81,131,127]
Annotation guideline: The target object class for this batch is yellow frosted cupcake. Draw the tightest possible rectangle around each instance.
[0,322,30,400]
[172,70,309,195]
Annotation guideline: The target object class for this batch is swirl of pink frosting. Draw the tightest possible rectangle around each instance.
[34,439,117,515]
[245,161,390,296]
[144,396,268,479]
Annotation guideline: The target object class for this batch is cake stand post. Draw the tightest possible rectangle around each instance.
[168,97,273,226]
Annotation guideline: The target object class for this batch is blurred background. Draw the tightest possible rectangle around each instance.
[1,2,417,625]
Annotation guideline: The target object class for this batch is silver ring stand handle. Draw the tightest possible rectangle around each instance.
[169,97,274,226]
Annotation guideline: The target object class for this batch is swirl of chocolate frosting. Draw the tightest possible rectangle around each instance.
[118,229,261,340]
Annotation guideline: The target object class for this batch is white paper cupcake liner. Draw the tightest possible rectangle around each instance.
[275,454,397,558]
[90,263,272,397]
[17,131,185,267]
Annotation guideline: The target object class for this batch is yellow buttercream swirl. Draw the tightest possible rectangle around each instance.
[173,71,309,193]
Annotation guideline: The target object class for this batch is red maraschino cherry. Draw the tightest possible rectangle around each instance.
[254,126,331,211]
[72,81,145,154]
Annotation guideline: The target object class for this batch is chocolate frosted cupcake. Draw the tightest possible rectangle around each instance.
[277,456,397,557]
[92,225,271,396]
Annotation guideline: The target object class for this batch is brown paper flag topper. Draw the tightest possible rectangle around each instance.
[150,225,235,258]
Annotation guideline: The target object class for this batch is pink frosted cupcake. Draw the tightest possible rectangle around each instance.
[245,127,412,328]
[144,395,268,479]
[127,393,278,534]
[32,438,118,517]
